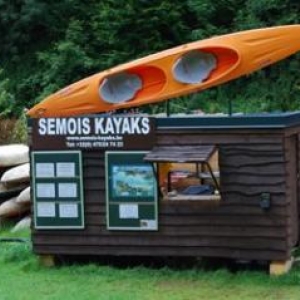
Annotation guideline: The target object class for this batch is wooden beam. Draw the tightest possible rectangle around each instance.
[269,257,294,275]
[39,255,55,267]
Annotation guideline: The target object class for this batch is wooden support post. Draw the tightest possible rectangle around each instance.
[269,258,294,275]
[39,255,55,267]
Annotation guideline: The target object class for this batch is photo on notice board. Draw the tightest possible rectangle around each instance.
[111,164,156,198]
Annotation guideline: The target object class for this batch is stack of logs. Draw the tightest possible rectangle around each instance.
[0,144,31,232]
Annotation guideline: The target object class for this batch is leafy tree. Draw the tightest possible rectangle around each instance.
[20,0,196,105]
[0,70,15,117]
[1,0,300,116]
[187,0,244,39]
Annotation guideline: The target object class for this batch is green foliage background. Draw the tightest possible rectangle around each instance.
[0,0,300,117]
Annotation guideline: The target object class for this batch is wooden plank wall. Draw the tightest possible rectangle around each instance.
[32,129,297,261]
[284,135,298,248]
[297,133,300,244]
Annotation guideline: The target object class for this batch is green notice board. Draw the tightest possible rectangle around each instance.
[105,151,158,231]
[31,151,84,229]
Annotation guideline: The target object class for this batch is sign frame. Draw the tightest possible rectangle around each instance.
[105,151,158,231]
[31,150,85,229]
[30,116,156,151]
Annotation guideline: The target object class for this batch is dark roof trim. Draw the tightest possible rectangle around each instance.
[155,111,300,130]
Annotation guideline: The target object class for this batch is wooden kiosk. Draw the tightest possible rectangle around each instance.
[29,112,300,274]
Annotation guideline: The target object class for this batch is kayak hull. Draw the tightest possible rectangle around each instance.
[28,25,300,117]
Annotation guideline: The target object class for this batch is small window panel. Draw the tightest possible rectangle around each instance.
[144,146,220,202]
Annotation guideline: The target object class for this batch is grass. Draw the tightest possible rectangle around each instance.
[0,230,300,299]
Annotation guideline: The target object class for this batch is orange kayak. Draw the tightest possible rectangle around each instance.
[28,25,300,118]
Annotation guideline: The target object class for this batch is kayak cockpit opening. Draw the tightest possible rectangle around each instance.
[99,72,143,104]
[172,50,217,84]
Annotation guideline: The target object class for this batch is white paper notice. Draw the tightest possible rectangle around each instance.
[59,203,78,218]
[36,183,55,198]
[36,163,55,178]
[37,202,56,217]
[119,204,139,219]
[58,183,77,198]
[56,163,76,177]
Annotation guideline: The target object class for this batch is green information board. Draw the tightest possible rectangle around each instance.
[105,151,158,230]
[31,151,84,229]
